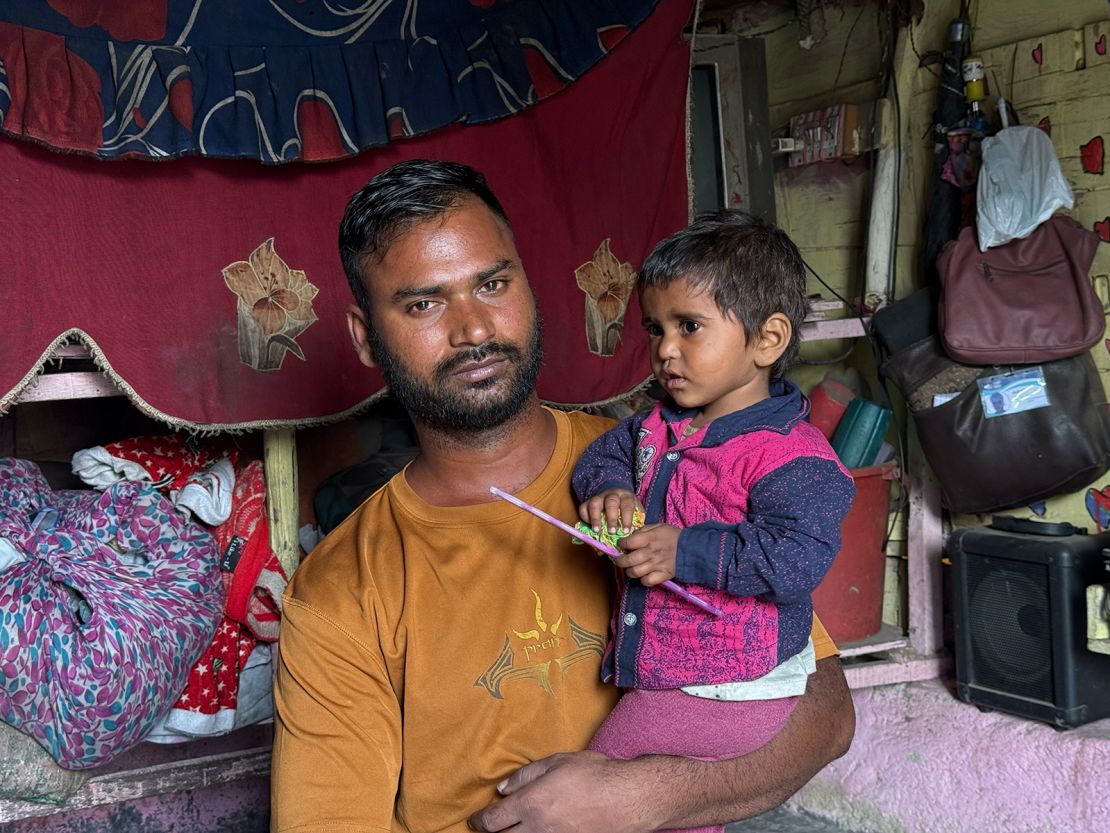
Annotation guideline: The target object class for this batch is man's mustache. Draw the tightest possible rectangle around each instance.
[435,342,521,380]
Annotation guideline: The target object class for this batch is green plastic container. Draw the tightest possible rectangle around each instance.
[830,398,891,469]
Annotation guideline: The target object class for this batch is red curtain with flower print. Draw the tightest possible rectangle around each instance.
[0,0,692,429]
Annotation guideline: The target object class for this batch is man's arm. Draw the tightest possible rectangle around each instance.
[468,655,854,832]
[271,596,401,832]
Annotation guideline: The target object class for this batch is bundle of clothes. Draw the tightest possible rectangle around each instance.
[0,434,289,803]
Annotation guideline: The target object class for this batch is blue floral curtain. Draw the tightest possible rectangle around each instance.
[0,0,661,162]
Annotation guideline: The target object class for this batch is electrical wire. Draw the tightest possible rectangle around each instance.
[801,256,907,550]
[741,17,798,39]
[881,382,911,552]
[831,4,869,94]
[798,342,859,366]
[797,258,868,365]
[909,23,941,80]
[882,4,908,548]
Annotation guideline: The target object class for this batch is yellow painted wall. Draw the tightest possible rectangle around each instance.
[748,0,1109,292]
[721,0,1110,620]
[946,14,1110,530]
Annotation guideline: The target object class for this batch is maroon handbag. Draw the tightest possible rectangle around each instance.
[937,215,1104,364]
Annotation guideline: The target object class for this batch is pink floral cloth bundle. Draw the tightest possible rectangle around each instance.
[0,458,222,768]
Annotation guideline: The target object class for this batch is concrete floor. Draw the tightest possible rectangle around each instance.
[729,806,861,832]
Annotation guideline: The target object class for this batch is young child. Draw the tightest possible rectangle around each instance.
[572,210,856,833]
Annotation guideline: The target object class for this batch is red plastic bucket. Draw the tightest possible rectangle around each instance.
[812,462,896,643]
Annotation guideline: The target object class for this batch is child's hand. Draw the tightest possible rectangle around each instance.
[578,489,642,536]
[613,524,680,586]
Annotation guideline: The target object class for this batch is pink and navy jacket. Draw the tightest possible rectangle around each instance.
[572,379,855,690]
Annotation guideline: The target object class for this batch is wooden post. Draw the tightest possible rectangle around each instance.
[906,423,944,658]
[263,428,300,577]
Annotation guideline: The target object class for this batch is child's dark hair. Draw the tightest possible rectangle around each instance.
[638,209,809,378]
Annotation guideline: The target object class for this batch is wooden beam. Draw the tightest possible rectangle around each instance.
[264,428,300,577]
[906,441,944,658]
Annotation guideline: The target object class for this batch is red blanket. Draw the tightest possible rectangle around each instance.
[0,0,691,429]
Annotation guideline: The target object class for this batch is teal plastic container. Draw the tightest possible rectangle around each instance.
[830,398,892,469]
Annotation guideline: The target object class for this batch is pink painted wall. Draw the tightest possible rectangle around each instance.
[792,679,1110,833]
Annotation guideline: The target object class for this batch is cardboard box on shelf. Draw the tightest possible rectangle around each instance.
[788,102,873,167]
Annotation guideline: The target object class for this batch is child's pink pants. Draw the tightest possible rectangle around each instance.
[588,688,798,833]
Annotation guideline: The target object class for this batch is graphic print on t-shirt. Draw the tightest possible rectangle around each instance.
[474,589,606,699]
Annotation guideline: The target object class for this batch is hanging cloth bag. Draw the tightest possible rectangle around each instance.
[879,337,1110,514]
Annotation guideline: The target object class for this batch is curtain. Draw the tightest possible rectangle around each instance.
[0,0,694,429]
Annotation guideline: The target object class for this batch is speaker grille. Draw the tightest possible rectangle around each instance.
[966,555,1052,702]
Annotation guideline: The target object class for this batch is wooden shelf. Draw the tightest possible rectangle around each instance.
[14,343,123,404]
[15,371,122,403]
[799,299,870,342]
[844,652,951,690]
[799,317,870,341]
[837,623,908,658]
[839,625,949,690]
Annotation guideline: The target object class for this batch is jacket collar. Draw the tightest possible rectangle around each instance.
[658,378,810,447]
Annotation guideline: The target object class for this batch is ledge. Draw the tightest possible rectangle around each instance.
[0,726,272,822]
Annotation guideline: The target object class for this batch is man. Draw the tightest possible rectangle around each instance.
[271,160,854,832]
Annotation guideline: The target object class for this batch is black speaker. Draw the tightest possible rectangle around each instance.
[949,516,1110,728]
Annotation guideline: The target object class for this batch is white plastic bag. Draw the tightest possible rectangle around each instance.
[976,124,1073,250]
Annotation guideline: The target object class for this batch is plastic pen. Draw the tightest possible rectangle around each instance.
[490,486,724,617]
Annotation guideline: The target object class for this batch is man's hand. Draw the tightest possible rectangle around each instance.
[468,752,656,833]
[614,524,680,586]
[469,657,854,832]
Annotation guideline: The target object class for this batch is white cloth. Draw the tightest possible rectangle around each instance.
[682,638,816,701]
[72,446,235,525]
[71,446,151,489]
[171,457,235,525]
[0,537,24,574]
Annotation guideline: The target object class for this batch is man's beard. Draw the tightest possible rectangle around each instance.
[367,313,543,433]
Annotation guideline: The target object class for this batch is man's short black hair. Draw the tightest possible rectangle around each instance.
[338,159,511,316]
[638,209,809,378]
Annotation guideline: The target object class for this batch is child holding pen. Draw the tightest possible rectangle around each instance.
[572,210,856,833]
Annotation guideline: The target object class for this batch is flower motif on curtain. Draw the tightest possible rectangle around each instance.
[575,239,637,357]
[222,239,318,372]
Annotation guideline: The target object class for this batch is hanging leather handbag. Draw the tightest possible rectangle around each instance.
[880,336,1110,514]
[936,215,1104,365]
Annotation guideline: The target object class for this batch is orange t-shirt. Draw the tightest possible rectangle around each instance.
[272,409,621,832]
